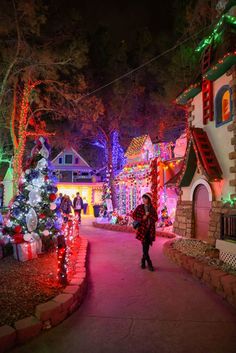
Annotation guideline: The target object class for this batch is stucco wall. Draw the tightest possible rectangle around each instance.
[190,73,234,199]
[181,169,227,202]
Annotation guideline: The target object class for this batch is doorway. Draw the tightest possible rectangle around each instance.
[193,184,211,241]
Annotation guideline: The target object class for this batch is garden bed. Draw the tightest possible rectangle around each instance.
[172,238,236,275]
[163,239,236,309]
[0,237,89,352]
[0,237,81,327]
[0,252,63,327]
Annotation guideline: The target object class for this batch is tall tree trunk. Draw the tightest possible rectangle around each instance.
[107,133,117,209]
[11,81,31,194]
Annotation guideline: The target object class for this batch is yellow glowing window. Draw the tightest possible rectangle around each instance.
[222,90,230,122]
[215,86,232,127]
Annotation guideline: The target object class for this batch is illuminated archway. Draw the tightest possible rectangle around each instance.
[190,178,213,202]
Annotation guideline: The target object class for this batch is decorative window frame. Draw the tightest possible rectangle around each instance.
[64,154,73,164]
[190,178,213,202]
[214,85,233,127]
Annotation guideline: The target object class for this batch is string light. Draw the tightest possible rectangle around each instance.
[203,51,236,80]
[125,135,149,157]
[112,130,125,176]
[222,193,236,206]
[11,81,54,191]
[176,83,201,105]
[0,148,11,165]
[195,14,236,53]
[57,216,79,284]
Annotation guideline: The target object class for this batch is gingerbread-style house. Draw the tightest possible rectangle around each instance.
[116,134,186,222]
[116,135,154,214]
[173,2,236,266]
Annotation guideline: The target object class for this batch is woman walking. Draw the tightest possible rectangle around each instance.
[133,193,158,271]
[60,195,72,221]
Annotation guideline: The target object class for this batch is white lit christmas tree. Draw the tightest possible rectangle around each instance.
[4,137,62,252]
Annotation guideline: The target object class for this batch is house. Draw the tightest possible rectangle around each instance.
[116,135,153,214]
[153,134,186,224]
[51,147,104,214]
[51,147,95,183]
[173,2,236,266]
[116,134,185,220]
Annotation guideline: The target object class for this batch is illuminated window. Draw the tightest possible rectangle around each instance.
[222,90,230,122]
[215,85,232,127]
[65,154,73,164]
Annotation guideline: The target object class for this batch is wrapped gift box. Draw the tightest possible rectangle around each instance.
[13,241,37,262]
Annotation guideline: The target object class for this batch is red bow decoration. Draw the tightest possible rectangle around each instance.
[14,234,24,244]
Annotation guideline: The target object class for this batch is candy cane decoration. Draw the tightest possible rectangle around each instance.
[156,157,161,220]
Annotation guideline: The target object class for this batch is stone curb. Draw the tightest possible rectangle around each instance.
[0,237,89,353]
[93,222,176,238]
[163,240,236,310]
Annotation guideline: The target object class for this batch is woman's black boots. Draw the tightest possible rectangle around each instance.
[141,257,146,269]
[141,257,154,271]
[147,258,154,271]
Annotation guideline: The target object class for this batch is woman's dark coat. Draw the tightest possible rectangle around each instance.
[133,204,158,243]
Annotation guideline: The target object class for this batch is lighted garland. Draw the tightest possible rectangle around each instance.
[125,135,148,157]
[222,194,236,206]
[203,51,236,79]
[149,158,158,211]
[57,217,79,285]
[175,83,201,105]
[196,14,236,53]
[0,147,11,165]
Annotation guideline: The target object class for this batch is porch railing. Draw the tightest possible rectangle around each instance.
[220,214,236,241]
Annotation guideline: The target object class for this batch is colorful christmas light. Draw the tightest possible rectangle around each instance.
[4,137,61,259]
[195,14,236,53]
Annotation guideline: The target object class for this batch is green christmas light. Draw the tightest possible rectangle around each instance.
[0,148,11,165]
[222,193,236,206]
[196,14,236,53]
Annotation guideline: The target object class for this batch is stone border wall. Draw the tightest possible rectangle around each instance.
[173,200,194,238]
[174,200,236,244]
[0,237,89,353]
[163,240,236,309]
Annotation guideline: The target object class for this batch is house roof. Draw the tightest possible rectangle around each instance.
[165,170,183,188]
[176,4,236,104]
[192,128,222,179]
[166,128,222,188]
[125,135,149,157]
[51,147,91,168]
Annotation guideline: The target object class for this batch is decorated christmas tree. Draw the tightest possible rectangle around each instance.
[4,137,62,252]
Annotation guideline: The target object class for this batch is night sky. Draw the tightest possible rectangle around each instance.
[59,0,175,41]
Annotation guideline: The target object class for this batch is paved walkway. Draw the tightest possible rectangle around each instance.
[12,220,236,353]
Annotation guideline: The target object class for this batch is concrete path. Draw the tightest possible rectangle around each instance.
[12,220,236,353]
